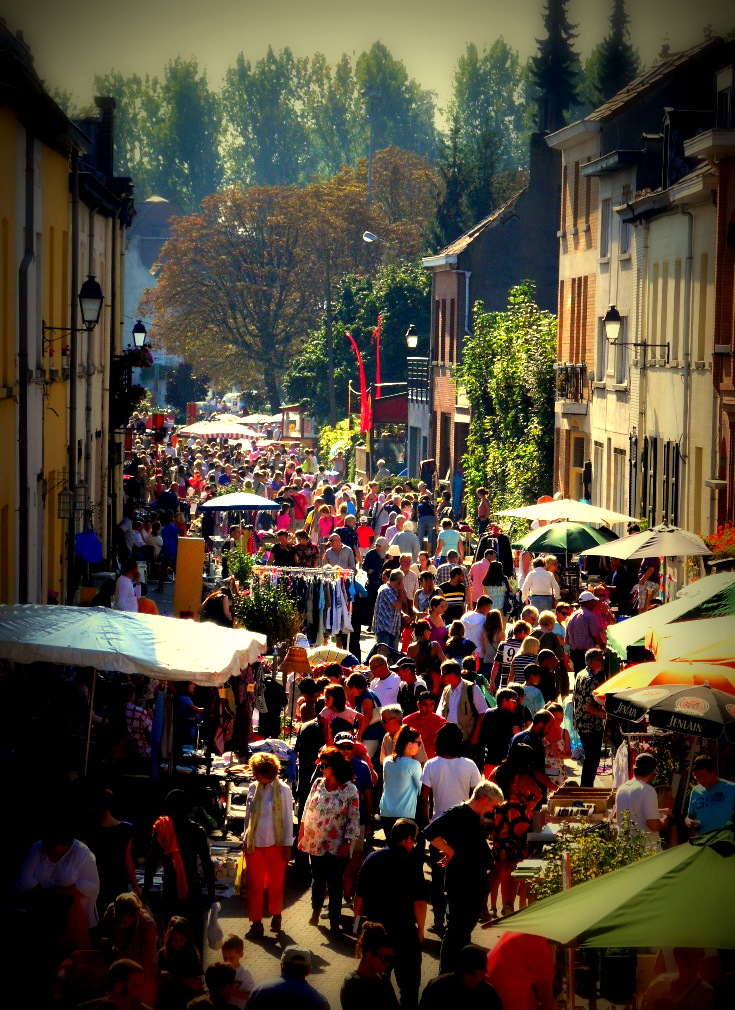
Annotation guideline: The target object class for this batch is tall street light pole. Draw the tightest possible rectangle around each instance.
[325,247,336,426]
[361,89,382,206]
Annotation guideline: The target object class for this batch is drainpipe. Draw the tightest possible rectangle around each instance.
[104,213,118,561]
[679,208,694,528]
[84,207,95,504]
[66,149,80,604]
[17,131,34,603]
[463,270,472,337]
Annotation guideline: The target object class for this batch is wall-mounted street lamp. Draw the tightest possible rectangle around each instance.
[132,319,148,348]
[604,304,670,364]
[42,275,104,352]
[405,324,419,350]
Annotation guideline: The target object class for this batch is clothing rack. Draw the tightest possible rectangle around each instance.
[252,564,353,578]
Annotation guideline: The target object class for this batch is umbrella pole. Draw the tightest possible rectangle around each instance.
[84,669,97,777]
[562,852,576,1010]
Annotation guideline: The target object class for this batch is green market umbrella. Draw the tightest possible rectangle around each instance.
[501,827,735,948]
[512,521,618,555]
[606,574,735,660]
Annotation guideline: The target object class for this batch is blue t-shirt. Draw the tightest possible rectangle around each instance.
[687,778,735,834]
[436,528,461,555]
[380,755,422,818]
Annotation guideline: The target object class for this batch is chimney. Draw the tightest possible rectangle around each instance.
[94,96,116,179]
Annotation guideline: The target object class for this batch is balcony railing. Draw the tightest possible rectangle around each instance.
[555,362,589,402]
[407,356,430,402]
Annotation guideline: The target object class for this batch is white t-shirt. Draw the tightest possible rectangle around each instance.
[615,776,661,849]
[521,568,560,601]
[445,681,489,723]
[421,756,481,817]
[462,611,486,653]
[370,672,402,707]
[230,962,256,1009]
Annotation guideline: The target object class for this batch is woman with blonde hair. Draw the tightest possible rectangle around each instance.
[242,752,294,937]
[509,635,540,684]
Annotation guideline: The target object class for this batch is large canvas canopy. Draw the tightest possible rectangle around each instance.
[606,574,735,658]
[0,605,266,686]
[500,828,735,948]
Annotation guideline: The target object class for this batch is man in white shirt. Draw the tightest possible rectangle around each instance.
[615,752,668,850]
[437,661,489,743]
[368,654,401,707]
[113,560,141,612]
[461,596,493,655]
[520,557,560,613]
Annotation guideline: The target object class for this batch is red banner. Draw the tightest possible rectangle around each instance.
[371,314,382,399]
[345,331,372,433]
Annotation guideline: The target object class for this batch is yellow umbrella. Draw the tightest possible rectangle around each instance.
[645,616,735,665]
[593,660,735,700]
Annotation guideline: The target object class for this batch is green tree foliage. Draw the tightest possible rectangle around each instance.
[451,40,535,172]
[282,261,431,426]
[222,47,312,186]
[92,60,221,211]
[582,0,641,109]
[532,0,582,132]
[164,362,209,421]
[355,42,438,161]
[457,283,557,517]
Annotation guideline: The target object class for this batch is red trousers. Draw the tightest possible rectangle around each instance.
[246,845,287,922]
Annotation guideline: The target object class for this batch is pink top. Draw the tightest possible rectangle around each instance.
[428,619,448,650]
[275,513,291,531]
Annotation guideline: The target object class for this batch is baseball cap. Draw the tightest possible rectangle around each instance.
[281,945,312,969]
[579,591,597,602]
[391,656,416,671]
[333,731,356,747]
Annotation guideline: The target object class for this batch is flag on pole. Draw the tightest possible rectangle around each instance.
[371,314,382,399]
[345,331,372,434]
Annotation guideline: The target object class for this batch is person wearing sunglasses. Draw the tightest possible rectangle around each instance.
[340,920,399,1010]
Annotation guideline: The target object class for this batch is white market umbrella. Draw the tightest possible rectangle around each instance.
[179,419,259,440]
[581,523,711,560]
[198,491,280,511]
[0,604,266,685]
[496,498,638,525]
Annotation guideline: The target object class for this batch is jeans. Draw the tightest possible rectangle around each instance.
[579,730,603,787]
[376,630,400,652]
[310,852,346,927]
[440,886,485,974]
[418,516,436,553]
[530,594,555,614]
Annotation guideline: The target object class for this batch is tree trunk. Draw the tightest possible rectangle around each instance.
[264,366,281,413]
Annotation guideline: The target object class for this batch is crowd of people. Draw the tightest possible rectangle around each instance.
[17,416,732,1009]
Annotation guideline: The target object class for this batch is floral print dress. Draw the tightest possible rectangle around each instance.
[298,779,360,856]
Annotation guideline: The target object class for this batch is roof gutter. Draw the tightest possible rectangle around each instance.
[421,254,458,269]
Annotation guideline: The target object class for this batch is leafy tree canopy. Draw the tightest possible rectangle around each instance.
[582,0,640,109]
[144,148,437,411]
[457,283,557,520]
[282,260,431,426]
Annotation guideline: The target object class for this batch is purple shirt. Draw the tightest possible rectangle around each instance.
[564,606,600,650]
[638,557,660,583]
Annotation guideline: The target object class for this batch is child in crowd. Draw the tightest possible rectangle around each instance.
[218,936,254,1009]
[157,915,204,1008]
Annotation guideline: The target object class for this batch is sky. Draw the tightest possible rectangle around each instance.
[2,0,733,113]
